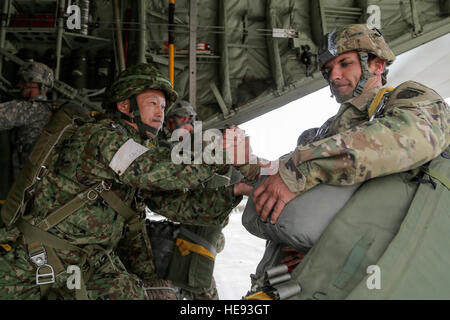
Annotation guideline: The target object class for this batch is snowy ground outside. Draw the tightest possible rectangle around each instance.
[214,198,267,300]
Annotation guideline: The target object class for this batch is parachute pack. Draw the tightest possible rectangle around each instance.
[1,103,92,226]
[245,146,450,300]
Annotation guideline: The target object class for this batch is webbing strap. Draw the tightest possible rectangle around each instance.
[37,182,105,231]
[176,238,215,261]
[37,181,137,231]
[179,226,217,256]
[100,190,137,223]
[368,87,394,119]
[17,218,84,253]
[334,233,374,289]
[245,291,274,300]
[424,168,450,190]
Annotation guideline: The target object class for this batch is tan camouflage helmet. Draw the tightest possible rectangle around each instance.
[105,63,178,112]
[17,61,54,88]
[166,100,197,119]
[318,24,395,69]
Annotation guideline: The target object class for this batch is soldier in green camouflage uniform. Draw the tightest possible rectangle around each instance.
[0,62,54,178]
[240,24,449,225]
[0,63,244,300]
[156,100,237,300]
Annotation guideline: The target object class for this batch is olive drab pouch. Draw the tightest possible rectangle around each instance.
[146,219,180,278]
[147,220,222,293]
[1,104,92,226]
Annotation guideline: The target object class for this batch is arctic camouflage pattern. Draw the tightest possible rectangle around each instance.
[0,96,52,171]
[279,81,450,194]
[0,114,240,300]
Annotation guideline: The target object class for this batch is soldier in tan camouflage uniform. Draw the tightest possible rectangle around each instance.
[0,63,247,300]
[0,61,54,178]
[239,24,449,227]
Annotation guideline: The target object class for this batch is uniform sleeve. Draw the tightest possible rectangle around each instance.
[144,185,242,226]
[116,215,157,282]
[0,101,24,130]
[80,127,230,192]
[279,83,450,194]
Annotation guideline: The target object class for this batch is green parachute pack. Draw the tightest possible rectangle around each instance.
[289,146,450,299]
[1,104,92,227]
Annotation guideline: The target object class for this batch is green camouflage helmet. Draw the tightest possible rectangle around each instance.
[18,61,54,88]
[318,24,395,70]
[166,100,197,120]
[106,63,178,112]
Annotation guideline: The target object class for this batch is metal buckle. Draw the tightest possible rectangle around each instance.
[36,264,55,285]
[87,181,111,201]
[36,165,47,181]
[86,189,99,201]
[29,247,55,285]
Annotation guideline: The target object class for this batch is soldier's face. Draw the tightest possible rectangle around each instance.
[136,89,166,132]
[166,116,194,133]
[19,81,41,99]
[324,51,362,103]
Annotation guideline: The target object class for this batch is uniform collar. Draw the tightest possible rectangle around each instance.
[341,86,381,112]
[114,115,159,146]
[29,94,47,101]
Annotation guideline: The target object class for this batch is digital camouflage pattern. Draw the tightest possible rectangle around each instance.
[105,63,178,110]
[0,114,241,300]
[0,96,52,174]
[18,62,54,89]
[278,81,450,194]
[166,100,197,119]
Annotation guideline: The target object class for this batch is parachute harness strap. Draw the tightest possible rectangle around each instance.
[368,87,394,121]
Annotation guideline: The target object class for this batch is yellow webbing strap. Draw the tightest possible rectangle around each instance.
[0,243,12,252]
[368,87,394,119]
[176,238,215,261]
[245,291,275,300]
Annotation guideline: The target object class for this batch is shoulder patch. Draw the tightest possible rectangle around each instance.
[109,138,150,176]
[395,87,425,100]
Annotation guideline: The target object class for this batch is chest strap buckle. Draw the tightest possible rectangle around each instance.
[29,246,55,285]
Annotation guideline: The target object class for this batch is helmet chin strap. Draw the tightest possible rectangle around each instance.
[353,52,375,97]
[120,96,160,139]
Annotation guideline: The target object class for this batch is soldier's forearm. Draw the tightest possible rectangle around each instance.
[144,186,240,226]
[279,103,449,194]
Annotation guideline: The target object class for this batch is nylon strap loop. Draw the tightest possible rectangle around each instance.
[368,87,394,119]
[175,238,215,261]
[37,182,105,231]
[99,190,137,223]
[245,291,274,300]
[423,168,450,190]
